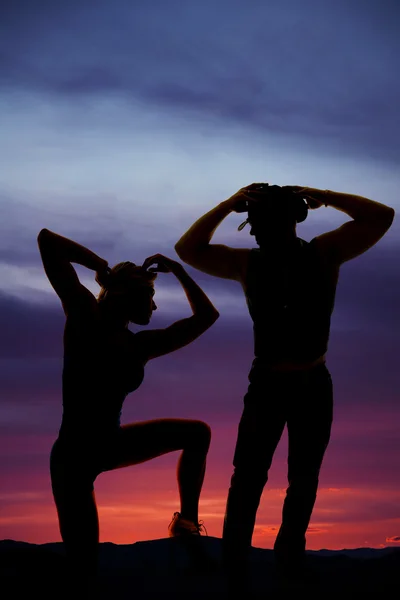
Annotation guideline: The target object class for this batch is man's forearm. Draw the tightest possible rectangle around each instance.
[175,201,233,254]
[310,189,394,221]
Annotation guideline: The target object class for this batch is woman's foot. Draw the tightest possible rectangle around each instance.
[168,512,207,537]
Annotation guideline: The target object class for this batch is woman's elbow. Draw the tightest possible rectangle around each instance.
[37,228,57,242]
[379,205,395,222]
[206,307,220,325]
[38,228,49,240]
[378,206,395,232]
[37,228,52,247]
[195,307,219,330]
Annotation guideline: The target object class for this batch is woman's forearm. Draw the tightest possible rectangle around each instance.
[38,228,107,271]
[173,264,219,319]
[308,189,394,221]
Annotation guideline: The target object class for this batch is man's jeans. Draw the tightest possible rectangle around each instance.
[222,360,333,567]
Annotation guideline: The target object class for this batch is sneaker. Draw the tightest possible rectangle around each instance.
[168,512,208,537]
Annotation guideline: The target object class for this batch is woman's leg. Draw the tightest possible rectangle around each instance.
[50,439,99,581]
[109,418,211,524]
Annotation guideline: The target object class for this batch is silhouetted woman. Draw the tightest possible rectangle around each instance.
[37,228,219,581]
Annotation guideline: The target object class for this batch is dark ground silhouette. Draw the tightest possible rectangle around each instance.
[1,537,399,599]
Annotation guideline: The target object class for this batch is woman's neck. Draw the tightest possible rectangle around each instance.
[98,299,129,330]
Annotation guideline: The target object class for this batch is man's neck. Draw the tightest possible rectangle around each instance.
[259,233,300,258]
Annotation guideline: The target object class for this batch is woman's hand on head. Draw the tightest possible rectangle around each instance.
[142,253,182,275]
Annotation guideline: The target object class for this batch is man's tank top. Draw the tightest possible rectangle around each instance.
[242,237,340,364]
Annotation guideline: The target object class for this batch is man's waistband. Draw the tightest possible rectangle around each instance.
[253,354,327,372]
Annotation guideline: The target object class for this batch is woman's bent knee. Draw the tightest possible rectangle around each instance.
[189,420,212,449]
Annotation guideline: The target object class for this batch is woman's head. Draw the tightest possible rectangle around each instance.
[98,261,158,325]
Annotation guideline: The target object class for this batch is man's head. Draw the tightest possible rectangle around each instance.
[238,185,308,247]
[98,261,158,325]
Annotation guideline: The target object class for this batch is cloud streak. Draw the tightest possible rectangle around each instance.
[1,0,399,163]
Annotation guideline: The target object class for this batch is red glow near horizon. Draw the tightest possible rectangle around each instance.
[1,427,400,550]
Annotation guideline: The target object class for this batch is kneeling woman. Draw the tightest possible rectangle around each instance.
[37,228,219,578]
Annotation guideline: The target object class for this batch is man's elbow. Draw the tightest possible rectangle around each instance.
[175,241,196,263]
[174,241,185,258]
[360,206,395,230]
[175,240,208,258]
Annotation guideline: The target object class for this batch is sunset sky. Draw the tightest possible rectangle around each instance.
[1,0,399,551]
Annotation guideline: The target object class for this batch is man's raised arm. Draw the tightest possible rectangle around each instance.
[175,185,256,281]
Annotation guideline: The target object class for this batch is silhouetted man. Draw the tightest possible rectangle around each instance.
[174,182,395,581]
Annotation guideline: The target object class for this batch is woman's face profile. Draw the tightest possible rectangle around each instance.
[122,284,157,325]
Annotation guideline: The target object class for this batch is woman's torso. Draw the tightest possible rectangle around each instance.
[59,301,145,439]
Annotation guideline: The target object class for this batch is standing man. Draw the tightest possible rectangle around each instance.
[174,182,394,580]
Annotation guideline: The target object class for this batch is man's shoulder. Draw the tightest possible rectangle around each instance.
[231,247,252,284]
